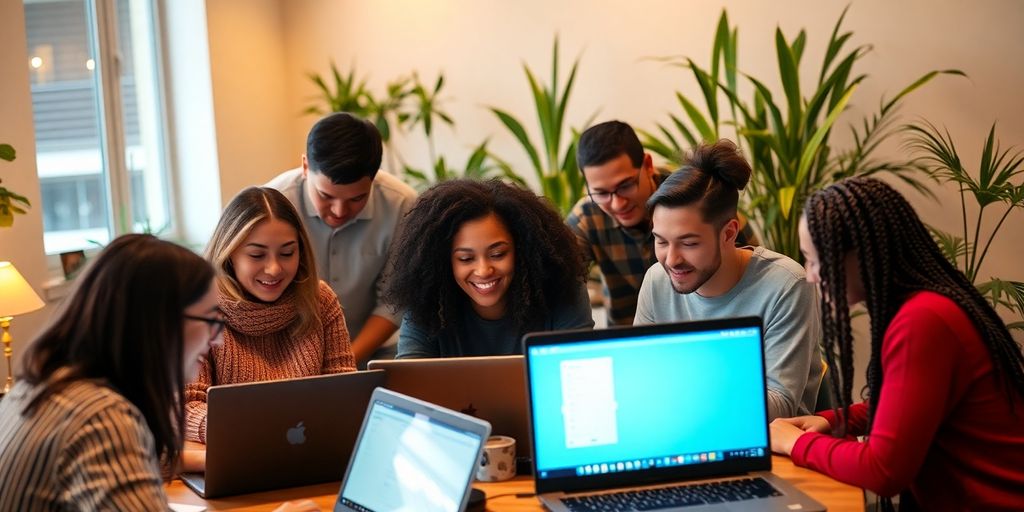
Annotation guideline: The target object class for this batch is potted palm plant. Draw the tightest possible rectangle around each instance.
[641,7,963,260]
[488,37,596,214]
[907,121,1024,332]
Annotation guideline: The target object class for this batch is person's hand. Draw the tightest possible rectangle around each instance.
[770,419,809,456]
[179,447,206,473]
[272,500,319,512]
[777,415,831,435]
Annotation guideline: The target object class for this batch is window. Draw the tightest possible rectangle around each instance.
[25,0,172,254]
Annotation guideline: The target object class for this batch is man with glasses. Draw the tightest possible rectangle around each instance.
[567,120,757,326]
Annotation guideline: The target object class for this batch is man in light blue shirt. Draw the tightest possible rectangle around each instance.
[267,113,417,365]
[634,140,822,420]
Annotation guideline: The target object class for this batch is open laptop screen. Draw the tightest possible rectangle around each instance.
[524,317,770,491]
[337,396,486,512]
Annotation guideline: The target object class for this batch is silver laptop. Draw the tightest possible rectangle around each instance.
[180,370,386,498]
[367,356,531,456]
[333,387,491,512]
[523,317,826,512]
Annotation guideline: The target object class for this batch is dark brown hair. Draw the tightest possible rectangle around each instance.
[646,139,751,229]
[22,234,214,464]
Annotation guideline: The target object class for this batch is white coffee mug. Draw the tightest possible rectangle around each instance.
[476,435,516,482]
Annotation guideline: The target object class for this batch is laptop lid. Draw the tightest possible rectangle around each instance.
[183,370,386,498]
[367,356,530,455]
[334,387,491,512]
[523,317,770,496]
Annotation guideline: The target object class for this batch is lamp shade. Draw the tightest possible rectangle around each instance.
[0,262,45,318]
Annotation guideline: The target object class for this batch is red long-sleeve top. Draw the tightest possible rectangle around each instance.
[791,291,1024,510]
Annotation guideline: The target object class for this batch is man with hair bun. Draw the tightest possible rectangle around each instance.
[569,120,759,326]
[635,139,823,421]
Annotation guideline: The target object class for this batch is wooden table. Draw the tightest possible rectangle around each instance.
[165,455,863,511]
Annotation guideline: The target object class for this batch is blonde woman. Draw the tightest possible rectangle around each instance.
[185,187,355,461]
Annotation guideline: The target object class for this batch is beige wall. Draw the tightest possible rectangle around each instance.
[264,0,1023,394]
[273,0,1024,280]
[206,0,297,204]
[274,4,1024,269]
[5,0,1023,391]
[0,1,52,385]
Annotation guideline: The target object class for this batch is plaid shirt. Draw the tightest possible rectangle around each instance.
[567,171,760,326]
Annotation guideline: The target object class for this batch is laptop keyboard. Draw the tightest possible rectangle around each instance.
[561,477,782,511]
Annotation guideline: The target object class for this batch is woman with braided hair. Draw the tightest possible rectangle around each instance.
[769,177,1024,509]
[385,178,593,358]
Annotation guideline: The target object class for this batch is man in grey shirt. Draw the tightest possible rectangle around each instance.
[634,140,822,420]
[266,113,417,366]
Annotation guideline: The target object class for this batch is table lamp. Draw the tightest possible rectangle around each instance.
[0,261,45,395]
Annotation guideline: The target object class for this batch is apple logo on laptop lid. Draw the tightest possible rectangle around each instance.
[286,421,306,445]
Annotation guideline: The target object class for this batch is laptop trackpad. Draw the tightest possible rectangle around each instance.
[179,472,206,498]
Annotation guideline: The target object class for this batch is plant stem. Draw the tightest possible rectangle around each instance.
[428,135,437,172]
[968,204,985,283]
[974,203,1015,281]
[959,184,971,281]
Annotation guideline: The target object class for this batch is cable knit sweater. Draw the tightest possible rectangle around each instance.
[185,280,355,442]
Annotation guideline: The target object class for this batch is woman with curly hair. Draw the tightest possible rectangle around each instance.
[385,179,593,358]
[769,177,1024,510]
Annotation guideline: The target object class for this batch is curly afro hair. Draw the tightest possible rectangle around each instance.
[384,178,587,340]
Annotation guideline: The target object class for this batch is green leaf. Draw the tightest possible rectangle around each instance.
[819,4,852,85]
[524,64,556,171]
[686,58,718,132]
[638,127,682,165]
[976,279,1024,315]
[775,27,802,140]
[778,186,797,220]
[489,107,542,176]
[791,30,807,66]
[711,11,730,81]
[0,144,15,162]
[557,58,581,158]
[668,114,698,148]
[403,166,428,187]
[884,69,966,112]
[465,140,490,172]
[677,92,715,143]
[795,84,857,185]
[928,225,970,267]
[805,49,862,139]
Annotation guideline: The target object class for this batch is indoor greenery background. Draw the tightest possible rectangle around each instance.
[265,1,1024,392]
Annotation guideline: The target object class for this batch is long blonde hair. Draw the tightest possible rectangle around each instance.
[206,187,322,338]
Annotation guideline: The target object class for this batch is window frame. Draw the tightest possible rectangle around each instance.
[30,0,178,269]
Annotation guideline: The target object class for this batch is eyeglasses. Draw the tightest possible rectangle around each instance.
[185,314,226,342]
[586,170,641,205]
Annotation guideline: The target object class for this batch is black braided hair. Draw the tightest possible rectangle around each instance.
[804,177,1024,438]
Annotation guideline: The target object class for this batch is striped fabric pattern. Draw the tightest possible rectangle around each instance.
[0,378,168,511]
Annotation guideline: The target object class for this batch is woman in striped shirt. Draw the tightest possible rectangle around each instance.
[0,234,316,511]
